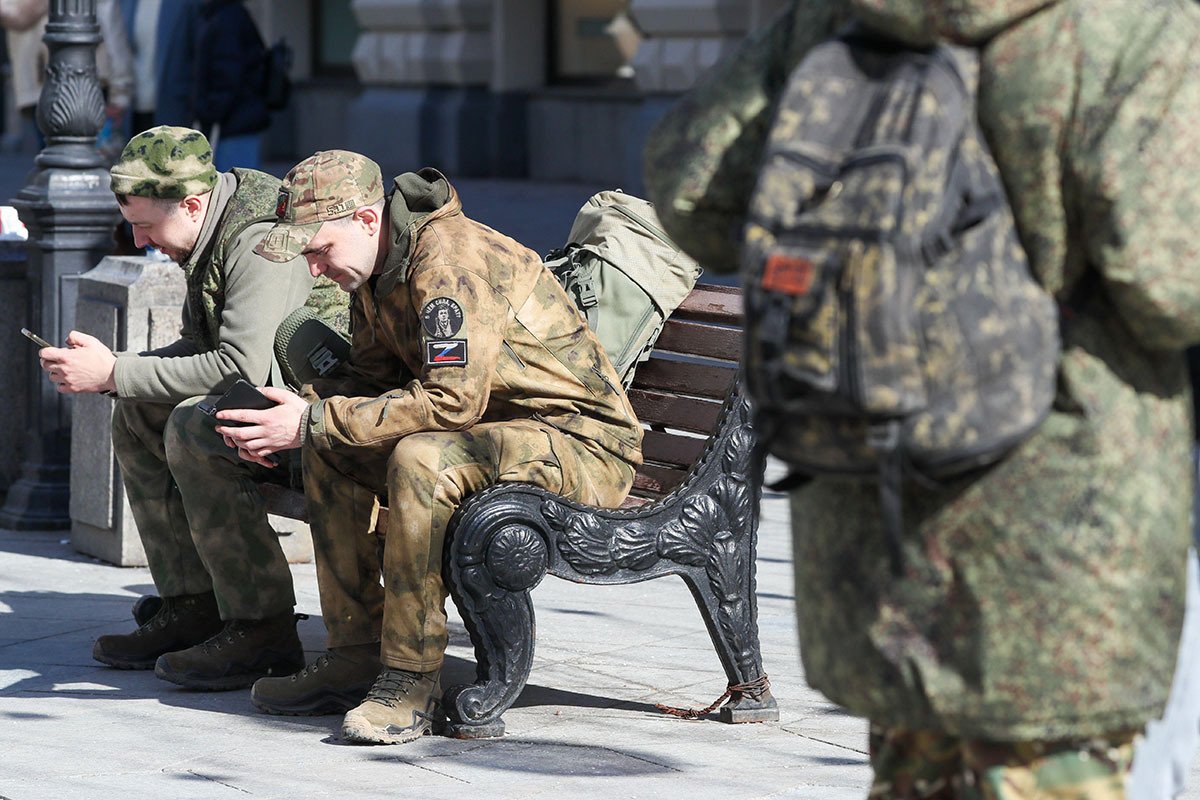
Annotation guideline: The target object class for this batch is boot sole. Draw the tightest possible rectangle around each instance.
[250,686,371,717]
[92,652,157,670]
[341,720,433,745]
[155,652,306,692]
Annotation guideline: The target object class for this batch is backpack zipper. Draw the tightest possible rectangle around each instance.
[611,204,677,250]
[840,240,865,407]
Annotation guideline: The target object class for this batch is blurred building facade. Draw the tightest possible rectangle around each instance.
[246,0,788,191]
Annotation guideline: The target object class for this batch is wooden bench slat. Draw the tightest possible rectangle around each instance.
[655,319,741,362]
[261,483,310,523]
[627,389,722,434]
[641,429,707,469]
[673,284,743,325]
[633,463,689,496]
[631,359,737,400]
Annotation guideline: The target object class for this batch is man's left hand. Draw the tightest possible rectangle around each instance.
[39,331,117,394]
[215,386,309,468]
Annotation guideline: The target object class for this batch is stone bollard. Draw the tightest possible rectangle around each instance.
[69,255,313,566]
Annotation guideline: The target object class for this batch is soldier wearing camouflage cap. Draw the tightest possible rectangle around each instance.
[642,0,1200,796]
[42,125,339,692]
[217,150,643,745]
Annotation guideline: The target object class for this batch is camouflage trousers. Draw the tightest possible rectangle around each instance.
[110,397,296,621]
[868,725,1138,799]
[303,419,634,672]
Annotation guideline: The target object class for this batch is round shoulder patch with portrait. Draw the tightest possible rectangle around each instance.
[420,297,465,338]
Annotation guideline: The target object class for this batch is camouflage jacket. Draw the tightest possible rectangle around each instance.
[644,0,1200,740]
[303,169,644,471]
[112,170,315,402]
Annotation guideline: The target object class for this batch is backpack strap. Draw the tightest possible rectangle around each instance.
[869,420,906,577]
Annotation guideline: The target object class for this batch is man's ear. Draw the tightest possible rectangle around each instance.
[354,206,381,235]
[181,195,205,220]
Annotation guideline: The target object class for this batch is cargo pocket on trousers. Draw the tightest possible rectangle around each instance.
[491,425,568,497]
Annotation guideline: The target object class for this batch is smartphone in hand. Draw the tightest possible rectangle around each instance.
[199,379,282,465]
[198,379,277,421]
[20,328,53,349]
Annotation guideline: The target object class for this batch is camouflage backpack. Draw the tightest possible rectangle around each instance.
[741,29,1059,570]
[190,168,350,371]
[547,191,702,387]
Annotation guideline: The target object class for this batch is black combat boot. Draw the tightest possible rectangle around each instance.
[250,643,381,716]
[153,612,305,691]
[93,592,222,670]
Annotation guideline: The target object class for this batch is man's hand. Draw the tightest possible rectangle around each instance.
[215,386,308,468]
[39,331,117,394]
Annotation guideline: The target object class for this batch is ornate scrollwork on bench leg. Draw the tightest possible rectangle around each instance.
[443,491,552,739]
[542,389,778,724]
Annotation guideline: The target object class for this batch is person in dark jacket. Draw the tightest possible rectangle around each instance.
[192,0,269,171]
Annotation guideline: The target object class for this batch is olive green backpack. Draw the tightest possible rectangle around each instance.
[547,191,702,387]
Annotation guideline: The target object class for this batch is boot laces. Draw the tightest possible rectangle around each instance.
[364,669,423,708]
[200,620,247,654]
[293,652,334,681]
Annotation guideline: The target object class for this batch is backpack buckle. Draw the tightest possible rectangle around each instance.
[575,279,598,309]
[867,420,901,453]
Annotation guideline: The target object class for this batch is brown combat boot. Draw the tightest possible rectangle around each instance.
[92,592,222,670]
[341,668,442,745]
[250,643,381,716]
[153,612,305,691]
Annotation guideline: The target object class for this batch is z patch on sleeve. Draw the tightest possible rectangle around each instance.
[420,297,464,339]
[425,339,468,367]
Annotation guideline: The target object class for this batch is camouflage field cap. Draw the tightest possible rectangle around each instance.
[109,126,217,199]
[254,150,385,263]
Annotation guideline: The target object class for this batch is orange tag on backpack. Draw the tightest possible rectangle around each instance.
[761,254,814,296]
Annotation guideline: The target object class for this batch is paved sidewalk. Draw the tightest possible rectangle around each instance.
[0,490,872,800]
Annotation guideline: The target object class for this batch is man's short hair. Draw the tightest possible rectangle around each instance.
[109,126,218,200]
[114,193,181,212]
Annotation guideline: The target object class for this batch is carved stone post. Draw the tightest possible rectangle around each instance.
[0,0,120,529]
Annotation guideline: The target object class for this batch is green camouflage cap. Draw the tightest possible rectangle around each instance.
[254,150,385,263]
[109,126,217,199]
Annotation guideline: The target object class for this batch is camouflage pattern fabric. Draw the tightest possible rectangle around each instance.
[303,419,633,668]
[741,37,1058,477]
[186,168,350,352]
[303,170,644,469]
[109,126,218,199]
[299,169,641,669]
[644,0,1200,741]
[255,149,387,264]
[868,725,1136,800]
[111,397,297,621]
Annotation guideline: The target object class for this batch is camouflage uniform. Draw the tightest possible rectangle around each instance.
[257,154,642,671]
[643,0,1200,787]
[107,126,316,620]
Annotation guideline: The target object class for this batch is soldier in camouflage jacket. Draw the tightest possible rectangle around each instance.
[44,126,322,692]
[221,151,642,745]
[644,0,1200,795]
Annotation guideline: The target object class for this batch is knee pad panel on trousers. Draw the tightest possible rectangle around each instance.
[163,395,223,467]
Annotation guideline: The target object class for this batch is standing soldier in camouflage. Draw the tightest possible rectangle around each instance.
[214,151,642,744]
[643,0,1200,797]
[40,126,339,691]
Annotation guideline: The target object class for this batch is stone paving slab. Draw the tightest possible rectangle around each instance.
[0,492,874,800]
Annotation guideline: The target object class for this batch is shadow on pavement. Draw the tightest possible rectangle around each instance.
[0,587,662,734]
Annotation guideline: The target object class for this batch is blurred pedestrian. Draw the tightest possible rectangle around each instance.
[118,0,202,131]
[191,0,270,171]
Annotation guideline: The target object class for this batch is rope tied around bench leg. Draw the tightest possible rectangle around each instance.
[654,674,771,720]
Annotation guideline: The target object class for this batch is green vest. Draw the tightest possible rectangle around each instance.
[183,168,349,353]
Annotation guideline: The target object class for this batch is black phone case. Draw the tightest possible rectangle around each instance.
[212,379,275,412]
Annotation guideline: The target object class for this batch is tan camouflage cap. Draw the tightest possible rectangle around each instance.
[109,126,217,199]
[254,150,385,263]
